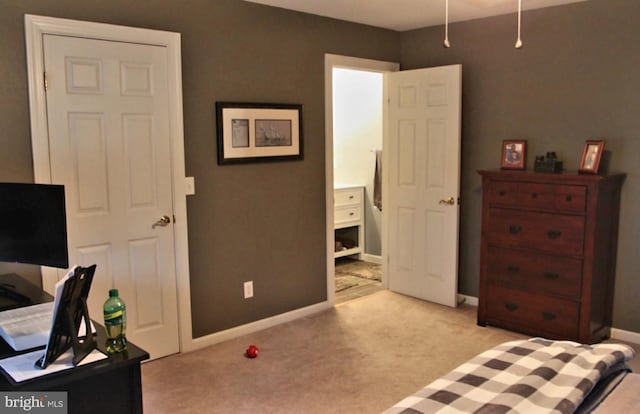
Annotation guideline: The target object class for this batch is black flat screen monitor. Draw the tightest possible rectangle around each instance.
[0,182,69,269]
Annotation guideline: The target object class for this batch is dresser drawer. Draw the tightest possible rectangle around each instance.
[485,181,586,213]
[486,246,583,299]
[334,188,362,207]
[335,205,361,225]
[486,286,579,339]
[517,183,586,213]
[487,208,585,256]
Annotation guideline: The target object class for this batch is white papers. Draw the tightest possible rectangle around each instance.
[0,347,107,383]
[0,302,54,351]
[0,266,95,352]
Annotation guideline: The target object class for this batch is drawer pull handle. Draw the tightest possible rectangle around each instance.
[543,272,559,280]
[542,312,556,321]
[507,265,520,273]
[508,225,522,234]
[349,212,354,216]
[531,192,538,199]
[547,230,562,239]
[499,190,507,196]
[349,195,354,199]
[566,195,573,202]
[505,303,518,312]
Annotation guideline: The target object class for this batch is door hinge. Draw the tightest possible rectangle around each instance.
[44,72,48,91]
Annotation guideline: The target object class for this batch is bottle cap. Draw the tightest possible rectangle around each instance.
[109,289,119,297]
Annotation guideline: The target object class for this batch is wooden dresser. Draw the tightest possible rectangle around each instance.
[477,170,625,344]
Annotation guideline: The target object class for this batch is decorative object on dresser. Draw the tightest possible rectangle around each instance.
[477,170,625,344]
[579,140,605,174]
[533,151,563,173]
[334,185,364,259]
[500,140,527,170]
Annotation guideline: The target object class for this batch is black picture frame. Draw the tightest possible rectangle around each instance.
[215,102,303,165]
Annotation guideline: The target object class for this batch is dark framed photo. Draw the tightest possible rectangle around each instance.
[215,102,303,164]
[501,140,527,170]
[579,140,605,174]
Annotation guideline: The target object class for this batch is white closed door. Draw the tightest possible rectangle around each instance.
[386,65,462,307]
[43,34,180,359]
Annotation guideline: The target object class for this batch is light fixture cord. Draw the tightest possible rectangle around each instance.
[444,0,451,48]
[515,0,523,48]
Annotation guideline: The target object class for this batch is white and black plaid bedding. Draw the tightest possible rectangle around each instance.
[385,338,636,414]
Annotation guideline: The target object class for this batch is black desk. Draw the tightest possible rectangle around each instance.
[0,274,149,414]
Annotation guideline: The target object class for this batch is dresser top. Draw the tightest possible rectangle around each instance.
[478,169,626,186]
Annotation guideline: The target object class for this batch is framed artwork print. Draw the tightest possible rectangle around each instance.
[501,140,527,170]
[216,102,303,164]
[579,140,605,174]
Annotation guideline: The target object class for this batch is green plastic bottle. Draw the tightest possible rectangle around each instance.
[103,289,127,353]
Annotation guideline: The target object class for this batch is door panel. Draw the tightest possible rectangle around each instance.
[386,65,461,307]
[43,34,179,359]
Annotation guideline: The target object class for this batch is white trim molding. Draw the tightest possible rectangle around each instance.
[611,328,640,345]
[24,14,194,353]
[324,54,399,299]
[191,301,332,350]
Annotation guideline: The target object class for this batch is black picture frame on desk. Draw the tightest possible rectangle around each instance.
[35,265,96,369]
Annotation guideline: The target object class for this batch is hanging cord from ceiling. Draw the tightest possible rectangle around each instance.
[443,0,451,48]
[515,0,523,48]
[443,0,524,49]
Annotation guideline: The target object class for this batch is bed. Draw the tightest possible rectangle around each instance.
[384,338,637,414]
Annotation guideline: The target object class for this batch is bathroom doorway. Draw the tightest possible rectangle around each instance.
[325,55,399,303]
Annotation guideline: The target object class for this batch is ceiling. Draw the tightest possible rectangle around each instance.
[243,0,587,31]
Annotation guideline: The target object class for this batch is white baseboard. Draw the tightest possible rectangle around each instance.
[456,295,639,345]
[187,292,640,353]
[361,254,382,265]
[611,328,640,345]
[189,301,332,352]
[458,294,478,307]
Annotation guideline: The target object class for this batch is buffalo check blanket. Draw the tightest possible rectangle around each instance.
[385,338,636,414]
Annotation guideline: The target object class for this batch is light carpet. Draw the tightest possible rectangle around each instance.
[142,290,529,413]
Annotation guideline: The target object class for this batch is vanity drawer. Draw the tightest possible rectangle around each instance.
[334,205,361,225]
[334,188,362,207]
[485,286,579,339]
[486,208,585,256]
[486,246,583,299]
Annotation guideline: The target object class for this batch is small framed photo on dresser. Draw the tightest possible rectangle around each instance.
[501,140,526,170]
[579,140,605,174]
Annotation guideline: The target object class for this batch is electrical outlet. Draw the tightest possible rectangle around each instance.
[243,281,253,299]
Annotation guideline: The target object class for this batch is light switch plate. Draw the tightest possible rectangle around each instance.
[185,177,195,195]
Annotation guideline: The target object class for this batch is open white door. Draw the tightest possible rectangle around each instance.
[385,65,462,307]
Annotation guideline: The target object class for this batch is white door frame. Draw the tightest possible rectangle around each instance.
[324,54,399,304]
[24,14,194,352]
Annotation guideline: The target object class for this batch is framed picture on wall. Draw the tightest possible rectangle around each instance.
[501,140,527,170]
[579,140,605,174]
[215,102,303,165]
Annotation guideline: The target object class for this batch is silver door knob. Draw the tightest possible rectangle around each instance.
[152,215,171,229]
[439,197,455,206]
